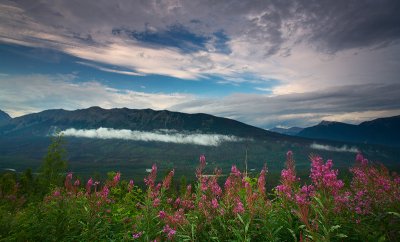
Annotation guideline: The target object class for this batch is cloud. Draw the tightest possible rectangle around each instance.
[1,1,400,94]
[76,61,144,76]
[0,74,194,117]
[1,73,399,129]
[171,83,400,128]
[310,143,359,153]
[295,1,400,52]
[1,1,400,128]
[60,127,243,146]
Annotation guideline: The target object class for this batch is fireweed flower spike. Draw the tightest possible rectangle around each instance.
[258,165,267,195]
[162,169,175,190]
[163,225,176,240]
[276,151,299,199]
[128,179,134,192]
[113,172,121,184]
[233,199,245,214]
[64,172,73,191]
[144,164,157,189]
[196,155,206,178]
[86,178,93,194]
[310,156,344,195]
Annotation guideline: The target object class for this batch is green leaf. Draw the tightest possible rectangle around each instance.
[287,228,297,242]
[237,214,244,224]
[378,234,387,242]
[245,221,250,234]
[336,233,348,238]
[387,211,400,218]
[330,225,341,232]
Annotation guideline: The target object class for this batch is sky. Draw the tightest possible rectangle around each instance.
[0,0,400,129]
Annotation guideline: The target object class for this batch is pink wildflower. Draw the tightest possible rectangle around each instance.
[113,172,121,184]
[64,172,73,190]
[174,197,181,207]
[128,179,134,192]
[162,169,175,189]
[132,232,143,239]
[163,225,176,240]
[210,179,222,197]
[53,190,61,197]
[196,155,206,177]
[356,153,368,166]
[144,164,158,188]
[159,210,167,219]
[153,198,161,207]
[102,186,109,198]
[276,152,299,200]
[211,198,219,209]
[200,155,206,167]
[233,199,245,214]
[231,165,241,176]
[394,176,400,185]
[310,156,344,195]
[295,185,314,205]
[86,178,93,194]
[257,166,267,195]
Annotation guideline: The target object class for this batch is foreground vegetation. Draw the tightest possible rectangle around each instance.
[0,137,399,241]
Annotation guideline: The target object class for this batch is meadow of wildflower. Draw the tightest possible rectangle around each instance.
[0,150,399,241]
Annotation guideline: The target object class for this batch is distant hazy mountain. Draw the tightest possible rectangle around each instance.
[298,116,400,147]
[0,109,11,125]
[270,127,303,136]
[0,106,281,139]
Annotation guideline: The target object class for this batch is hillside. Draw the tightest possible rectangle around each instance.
[298,116,400,146]
[0,109,11,125]
[0,106,280,139]
[0,108,399,179]
[270,126,303,136]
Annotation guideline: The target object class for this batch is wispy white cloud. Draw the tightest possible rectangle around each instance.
[0,74,193,117]
[61,127,243,146]
[170,83,400,128]
[76,61,144,76]
[310,143,359,153]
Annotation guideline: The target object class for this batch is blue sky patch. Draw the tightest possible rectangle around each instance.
[0,43,263,97]
[113,25,209,53]
[112,25,231,54]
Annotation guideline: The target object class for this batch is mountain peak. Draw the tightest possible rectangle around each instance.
[270,126,303,136]
[299,115,400,147]
[318,120,338,126]
[0,109,11,124]
[86,106,105,111]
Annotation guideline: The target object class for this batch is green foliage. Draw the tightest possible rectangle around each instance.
[37,133,68,195]
[0,149,399,241]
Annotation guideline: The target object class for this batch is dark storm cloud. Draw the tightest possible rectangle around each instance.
[4,0,400,55]
[295,0,400,52]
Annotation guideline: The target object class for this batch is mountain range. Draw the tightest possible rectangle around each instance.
[297,116,400,147]
[0,107,399,179]
[0,106,281,139]
[270,127,304,136]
